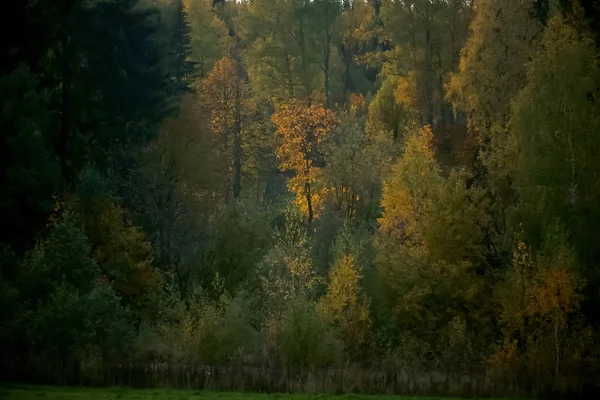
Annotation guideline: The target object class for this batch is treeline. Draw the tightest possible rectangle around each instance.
[2,0,600,398]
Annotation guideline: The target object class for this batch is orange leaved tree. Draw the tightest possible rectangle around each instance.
[273,100,337,221]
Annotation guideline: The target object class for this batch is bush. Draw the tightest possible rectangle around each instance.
[275,296,342,368]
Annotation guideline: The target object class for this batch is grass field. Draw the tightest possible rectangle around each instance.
[0,386,521,400]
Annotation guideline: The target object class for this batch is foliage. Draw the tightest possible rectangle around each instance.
[258,206,318,306]
[273,100,337,221]
[137,283,258,365]
[21,212,134,363]
[319,254,371,358]
[378,125,440,242]
[447,0,540,157]
[324,113,394,222]
[511,10,600,255]
[366,75,410,139]
[5,0,600,396]
[274,296,342,368]
[201,198,275,296]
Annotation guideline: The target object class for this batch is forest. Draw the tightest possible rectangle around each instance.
[2,0,600,398]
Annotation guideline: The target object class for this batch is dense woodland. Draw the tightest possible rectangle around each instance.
[3,0,600,397]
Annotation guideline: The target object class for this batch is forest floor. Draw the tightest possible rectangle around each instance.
[0,385,524,400]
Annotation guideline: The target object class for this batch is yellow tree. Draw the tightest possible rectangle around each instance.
[319,254,371,356]
[533,263,580,377]
[446,0,540,275]
[495,236,583,378]
[61,194,163,318]
[376,125,441,325]
[446,0,539,159]
[199,56,250,199]
[377,126,487,354]
[379,125,440,241]
[273,100,337,222]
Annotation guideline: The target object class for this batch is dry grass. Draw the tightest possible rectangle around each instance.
[0,385,523,400]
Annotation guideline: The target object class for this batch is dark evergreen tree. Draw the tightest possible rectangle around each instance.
[168,0,198,94]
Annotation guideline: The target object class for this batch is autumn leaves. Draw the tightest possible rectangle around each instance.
[273,101,337,222]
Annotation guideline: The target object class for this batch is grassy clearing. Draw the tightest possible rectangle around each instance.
[0,386,518,400]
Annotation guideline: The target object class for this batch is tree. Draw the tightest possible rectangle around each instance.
[65,189,163,319]
[319,253,371,357]
[377,126,487,361]
[0,66,60,253]
[510,11,600,361]
[135,94,228,294]
[495,232,583,381]
[324,113,394,222]
[201,199,274,296]
[275,296,341,368]
[200,57,251,199]
[241,0,323,102]
[366,75,412,139]
[20,212,134,369]
[511,10,600,256]
[259,206,317,303]
[25,0,176,181]
[184,0,230,77]
[309,0,342,106]
[168,0,198,92]
[273,100,337,222]
[338,0,380,106]
[447,0,539,158]
[378,125,440,241]
[445,0,540,276]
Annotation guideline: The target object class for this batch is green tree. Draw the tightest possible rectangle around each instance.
[0,66,59,252]
[184,0,230,77]
[366,75,411,139]
[20,213,134,369]
[511,10,600,256]
[325,113,394,222]
[168,0,198,92]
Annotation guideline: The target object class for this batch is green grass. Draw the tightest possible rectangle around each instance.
[0,385,521,400]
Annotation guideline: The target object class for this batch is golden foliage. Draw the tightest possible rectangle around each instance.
[379,125,439,241]
[319,254,371,353]
[339,0,379,66]
[64,194,163,316]
[534,267,576,318]
[272,100,337,220]
[446,0,539,141]
[394,71,419,110]
[349,93,366,113]
[200,57,242,138]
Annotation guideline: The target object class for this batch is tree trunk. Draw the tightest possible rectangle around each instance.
[323,7,332,107]
[554,313,560,378]
[305,179,313,222]
[233,72,242,198]
[324,52,330,107]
